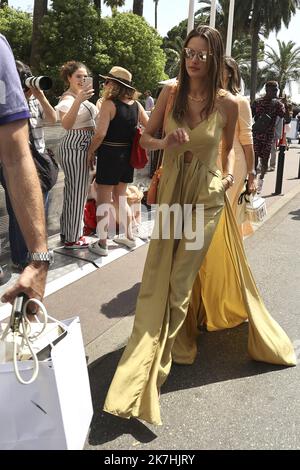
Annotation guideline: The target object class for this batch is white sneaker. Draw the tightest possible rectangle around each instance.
[257,178,264,194]
[113,235,137,249]
[88,241,108,256]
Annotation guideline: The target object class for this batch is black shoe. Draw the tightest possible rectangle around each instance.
[60,233,65,243]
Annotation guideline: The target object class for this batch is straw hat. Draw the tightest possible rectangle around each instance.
[99,66,135,89]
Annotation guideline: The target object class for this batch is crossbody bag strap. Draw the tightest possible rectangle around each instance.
[155,84,177,171]
[82,101,96,128]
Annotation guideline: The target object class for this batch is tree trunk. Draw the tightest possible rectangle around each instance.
[250,21,260,103]
[154,2,158,29]
[133,0,143,16]
[30,0,48,71]
[94,0,101,14]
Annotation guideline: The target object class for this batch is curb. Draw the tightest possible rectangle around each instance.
[246,181,300,236]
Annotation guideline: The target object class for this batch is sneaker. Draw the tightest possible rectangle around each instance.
[113,235,137,249]
[268,166,275,172]
[64,236,89,249]
[257,178,264,194]
[88,241,108,256]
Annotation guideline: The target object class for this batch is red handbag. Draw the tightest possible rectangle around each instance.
[130,127,148,169]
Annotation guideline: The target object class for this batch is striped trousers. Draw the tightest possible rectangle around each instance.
[58,129,94,242]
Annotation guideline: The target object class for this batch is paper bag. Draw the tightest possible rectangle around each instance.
[0,317,93,450]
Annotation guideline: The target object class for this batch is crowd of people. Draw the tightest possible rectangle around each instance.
[0,25,297,428]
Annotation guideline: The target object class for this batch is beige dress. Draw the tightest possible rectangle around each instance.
[103,94,296,426]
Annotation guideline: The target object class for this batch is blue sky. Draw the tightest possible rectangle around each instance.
[8,0,300,47]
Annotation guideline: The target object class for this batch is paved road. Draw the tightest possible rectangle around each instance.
[84,192,300,450]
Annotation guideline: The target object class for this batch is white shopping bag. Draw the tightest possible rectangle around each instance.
[0,317,93,450]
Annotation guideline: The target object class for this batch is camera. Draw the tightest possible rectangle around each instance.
[24,75,53,91]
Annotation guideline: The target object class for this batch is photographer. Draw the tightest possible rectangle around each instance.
[0,60,57,272]
[0,34,49,309]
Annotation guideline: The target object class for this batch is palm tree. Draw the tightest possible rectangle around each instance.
[154,0,158,29]
[132,0,143,16]
[94,0,101,13]
[198,0,300,101]
[196,0,248,43]
[164,35,184,78]
[30,0,48,71]
[264,39,300,96]
[238,0,300,102]
[104,0,125,15]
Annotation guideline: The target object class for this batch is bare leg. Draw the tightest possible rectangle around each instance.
[95,183,113,247]
[113,183,134,240]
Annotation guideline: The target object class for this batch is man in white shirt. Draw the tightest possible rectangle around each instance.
[144,90,154,112]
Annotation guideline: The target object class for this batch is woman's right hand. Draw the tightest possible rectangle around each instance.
[163,128,189,149]
[75,84,94,104]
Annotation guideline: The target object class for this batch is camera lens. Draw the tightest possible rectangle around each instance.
[24,76,52,91]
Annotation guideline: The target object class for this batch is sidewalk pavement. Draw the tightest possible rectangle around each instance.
[83,189,300,450]
[0,143,299,449]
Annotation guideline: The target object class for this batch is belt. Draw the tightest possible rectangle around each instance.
[102,141,131,147]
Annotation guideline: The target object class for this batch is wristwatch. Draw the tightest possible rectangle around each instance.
[28,250,54,265]
[248,169,256,176]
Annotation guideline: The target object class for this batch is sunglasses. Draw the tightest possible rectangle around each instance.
[184,47,210,62]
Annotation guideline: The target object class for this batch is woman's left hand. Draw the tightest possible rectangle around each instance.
[247,173,256,194]
[221,174,234,191]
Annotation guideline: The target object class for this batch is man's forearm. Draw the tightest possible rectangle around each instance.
[0,120,47,253]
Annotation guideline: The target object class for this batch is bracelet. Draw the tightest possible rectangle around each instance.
[222,174,234,186]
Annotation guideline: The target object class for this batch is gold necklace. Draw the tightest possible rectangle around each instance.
[188,94,206,102]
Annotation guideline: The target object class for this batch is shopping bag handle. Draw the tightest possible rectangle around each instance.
[1,296,71,385]
[1,296,48,385]
[14,298,48,385]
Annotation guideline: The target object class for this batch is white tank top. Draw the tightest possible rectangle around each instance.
[55,93,98,129]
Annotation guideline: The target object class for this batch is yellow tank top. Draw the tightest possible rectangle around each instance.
[163,109,225,174]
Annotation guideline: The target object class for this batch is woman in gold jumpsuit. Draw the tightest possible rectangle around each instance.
[103,26,296,426]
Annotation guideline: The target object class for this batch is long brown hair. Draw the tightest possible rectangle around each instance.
[102,80,139,101]
[173,25,225,123]
[224,56,241,95]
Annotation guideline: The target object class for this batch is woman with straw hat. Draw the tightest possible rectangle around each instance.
[87,66,148,256]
